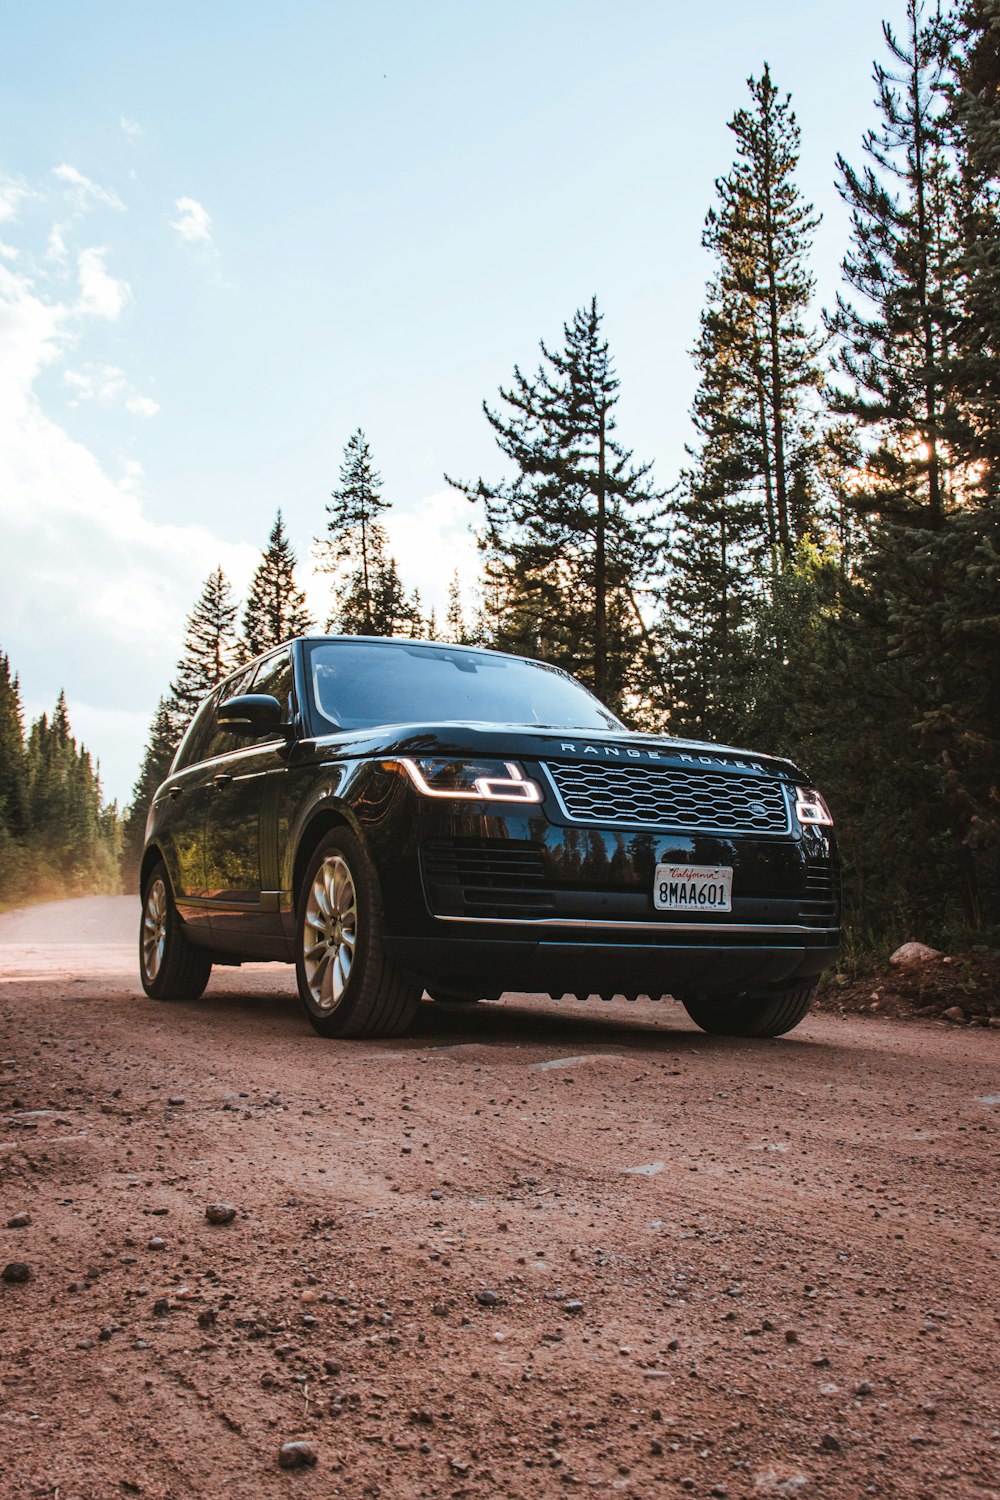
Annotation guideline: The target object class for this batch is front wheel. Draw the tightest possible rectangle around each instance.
[295,829,421,1038]
[680,981,818,1039]
[139,862,212,1002]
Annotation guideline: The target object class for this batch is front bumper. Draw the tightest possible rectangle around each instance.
[363,784,840,997]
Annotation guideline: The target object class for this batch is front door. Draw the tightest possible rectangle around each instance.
[203,648,296,954]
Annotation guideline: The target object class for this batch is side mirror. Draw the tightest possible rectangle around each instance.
[217,693,289,737]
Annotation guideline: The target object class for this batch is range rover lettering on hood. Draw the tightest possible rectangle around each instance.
[557,741,769,774]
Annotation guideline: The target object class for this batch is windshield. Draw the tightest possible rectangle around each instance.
[304,640,623,733]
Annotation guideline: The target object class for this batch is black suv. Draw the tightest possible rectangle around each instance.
[139,636,840,1039]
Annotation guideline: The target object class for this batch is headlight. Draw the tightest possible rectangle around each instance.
[794,786,834,826]
[393,757,542,804]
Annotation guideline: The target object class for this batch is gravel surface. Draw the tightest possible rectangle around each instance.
[0,898,997,1498]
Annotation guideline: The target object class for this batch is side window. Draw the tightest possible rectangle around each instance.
[172,688,222,772]
[251,650,295,719]
[200,666,256,763]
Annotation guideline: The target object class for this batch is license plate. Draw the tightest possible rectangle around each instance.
[653,863,733,913]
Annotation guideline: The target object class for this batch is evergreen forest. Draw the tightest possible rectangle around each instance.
[0,653,121,908]
[7,0,996,962]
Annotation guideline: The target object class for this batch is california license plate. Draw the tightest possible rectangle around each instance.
[653,863,733,913]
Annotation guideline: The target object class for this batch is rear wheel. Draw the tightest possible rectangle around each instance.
[139,862,212,1002]
[296,829,421,1038]
[680,981,818,1039]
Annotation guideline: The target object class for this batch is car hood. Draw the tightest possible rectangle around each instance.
[305,721,805,782]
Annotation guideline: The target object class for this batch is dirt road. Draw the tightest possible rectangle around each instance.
[0,897,997,1499]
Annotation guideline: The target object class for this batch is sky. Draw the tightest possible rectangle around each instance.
[0,0,909,804]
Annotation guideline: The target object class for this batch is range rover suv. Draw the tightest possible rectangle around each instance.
[139,636,840,1039]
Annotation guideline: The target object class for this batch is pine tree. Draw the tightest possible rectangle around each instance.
[243,511,313,657]
[169,566,241,731]
[0,651,27,841]
[24,691,119,889]
[943,0,1000,495]
[120,698,180,886]
[444,570,469,644]
[318,430,390,632]
[699,66,825,563]
[827,1,959,526]
[448,298,664,714]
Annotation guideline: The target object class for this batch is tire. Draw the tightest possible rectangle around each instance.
[295,828,422,1038]
[680,981,818,1039]
[139,862,213,1002]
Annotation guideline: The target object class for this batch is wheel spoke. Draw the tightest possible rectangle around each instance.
[320,952,336,1008]
[301,853,361,1018]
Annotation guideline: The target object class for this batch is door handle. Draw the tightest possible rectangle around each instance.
[213,772,233,787]
[167,785,183,800]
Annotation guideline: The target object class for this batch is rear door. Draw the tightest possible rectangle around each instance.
[203,649,296,953]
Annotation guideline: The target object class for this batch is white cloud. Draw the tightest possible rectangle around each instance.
[171,196,214,246]
[46,224,69,263]
[0,242,18,260]
[63,362,159,417]
[384,488,480,617]
[0,176,32,223]
[77,247,130,320]
[53,163,124,212]
[0,216,256,804]
[120,117,143,143]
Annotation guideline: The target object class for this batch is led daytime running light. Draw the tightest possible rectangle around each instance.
[396,758,542,804]
[794,786,833,826]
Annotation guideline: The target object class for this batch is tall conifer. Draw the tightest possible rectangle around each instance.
[318,430,390,632]
[242,511,313,657]
[169,566,241,730]
[449,298,664,713]
[828,1,959,526]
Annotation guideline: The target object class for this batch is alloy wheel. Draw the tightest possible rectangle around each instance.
[142,877,168,983]
[302,854,358,1012]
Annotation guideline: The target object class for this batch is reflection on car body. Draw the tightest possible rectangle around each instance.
[139,636,840,1039]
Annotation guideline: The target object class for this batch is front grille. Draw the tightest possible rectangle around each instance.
[544,761,790,835]
[421,838,553,918]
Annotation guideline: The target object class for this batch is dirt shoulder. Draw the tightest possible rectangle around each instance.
[0,899,997,1499]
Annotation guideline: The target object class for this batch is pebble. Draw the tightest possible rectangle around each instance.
[2,1262,31,1284]
[475,1289,501,1307]
[205,1203,237,1225]
[942,1006,966,1024]
[152,1297,171,1316]
[562,1299,584,1315]
[167,1095,186,1106]
[820,1433,842,1452]
[278,1441,318,1469]
[856,1380,872,1396]
[147,1237,166,1251]
[6,1212,30,1229]
[430,1190,444,1201]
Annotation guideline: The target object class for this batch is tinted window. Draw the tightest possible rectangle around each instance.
[251,650,295,719]
[304,641,622,733]
[172,688,222,772]
[201,666,257,763]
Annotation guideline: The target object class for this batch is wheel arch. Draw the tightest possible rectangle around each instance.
[140,843,168,897]
[291,808,358,908]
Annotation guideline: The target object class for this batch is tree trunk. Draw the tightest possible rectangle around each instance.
[595,409,608,700]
